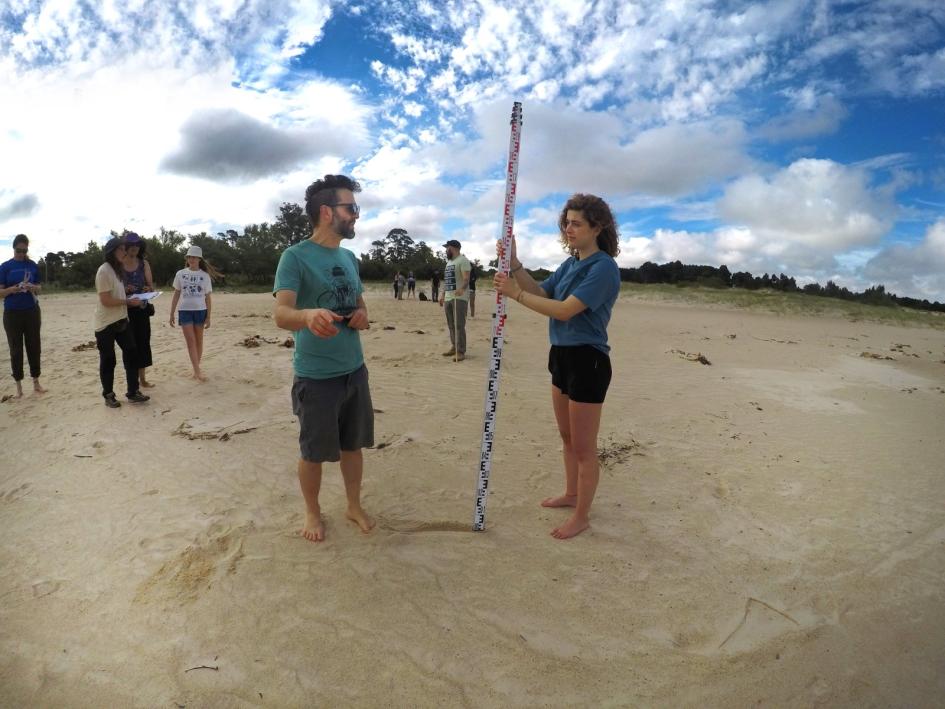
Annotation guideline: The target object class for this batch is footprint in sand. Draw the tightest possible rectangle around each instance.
[135,522,253,604]
[711,481,731,500]
[2,483,32,502]
[32,580,62,598]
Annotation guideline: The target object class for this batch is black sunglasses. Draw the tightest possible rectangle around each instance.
[14,247,28,253]
[331,202,360,217]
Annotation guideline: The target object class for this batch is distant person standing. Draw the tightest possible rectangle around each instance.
[392,272,400,299]
[406,271,416,298]
[438,239,470,361]
[1,234,46,398]
[273,174,375,544]
[120,232,155,389]
[169,246,219,382]
[397,272,406,300]
[431,271,440,302]
[94,237,149,408]
[468,263,478,317]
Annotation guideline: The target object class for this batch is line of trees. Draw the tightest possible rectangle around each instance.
[619,260,945,313]
[31,204,942,313]
[35,202,468,289]
[359,228,451,281]
[39,202,311,289]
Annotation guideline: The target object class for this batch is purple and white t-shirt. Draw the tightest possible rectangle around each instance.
[173,268,212,311]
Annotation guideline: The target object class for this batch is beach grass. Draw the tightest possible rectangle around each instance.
[618,282,945,330]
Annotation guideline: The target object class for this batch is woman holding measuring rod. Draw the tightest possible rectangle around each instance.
[494,194,620,539]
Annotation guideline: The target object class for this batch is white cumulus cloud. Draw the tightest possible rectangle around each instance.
[718,159,896,250]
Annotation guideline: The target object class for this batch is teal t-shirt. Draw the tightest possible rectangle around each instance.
[539,251,620,354]
[273,240,365,380]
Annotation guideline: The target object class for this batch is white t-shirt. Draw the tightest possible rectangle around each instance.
[94,262,128,332]
[444,254,471,302]
[173,268,212,311]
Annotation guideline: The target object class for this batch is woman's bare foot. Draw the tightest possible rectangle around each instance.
[541,493,577,508]
[193,371,208,382]
[32,379,47,394]
[301,511,325,542]
[15,381,24,398]
[140,380,155,388]
[346,506,376,533]
[551,514,590,539]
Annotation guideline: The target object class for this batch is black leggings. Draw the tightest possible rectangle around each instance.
[95,319,138,398]
[3,307,42,381]
[128,307,153,368]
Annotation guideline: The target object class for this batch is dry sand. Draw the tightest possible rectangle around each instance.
[1,287,944,707]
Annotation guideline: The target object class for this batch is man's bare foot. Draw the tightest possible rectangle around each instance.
[301,511,325,542]
[15,382,24,398]
[541,493,577,508]
[32,380,47,394]
[551,514,590,539]
[346,507,376,533]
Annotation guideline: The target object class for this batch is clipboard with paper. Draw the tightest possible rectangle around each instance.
[133,291,162,302]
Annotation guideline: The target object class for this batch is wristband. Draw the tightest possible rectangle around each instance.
[516,291,526,304]
[510,263,523,273]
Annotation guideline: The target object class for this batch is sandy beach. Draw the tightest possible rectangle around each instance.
[1,287,944,707]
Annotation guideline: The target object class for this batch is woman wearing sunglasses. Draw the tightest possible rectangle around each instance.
[1,234,46,398]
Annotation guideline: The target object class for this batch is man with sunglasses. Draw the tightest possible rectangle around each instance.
[1,234,46,397]
[273,174,375,544]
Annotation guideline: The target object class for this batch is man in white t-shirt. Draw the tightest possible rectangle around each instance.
[438,239,471,361]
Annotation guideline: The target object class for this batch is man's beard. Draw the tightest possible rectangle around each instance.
[333,215,356,239]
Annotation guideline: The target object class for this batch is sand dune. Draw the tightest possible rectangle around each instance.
[2,288,944,706]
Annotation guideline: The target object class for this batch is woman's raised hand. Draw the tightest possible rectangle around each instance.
[493,271,520,299]
[495,234,520,269]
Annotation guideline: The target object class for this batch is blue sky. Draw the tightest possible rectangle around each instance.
[1,1,944,300]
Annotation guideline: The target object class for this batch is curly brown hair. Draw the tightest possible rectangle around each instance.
[558,193,620,258]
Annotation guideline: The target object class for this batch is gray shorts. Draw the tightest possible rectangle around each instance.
[291,365,374,462]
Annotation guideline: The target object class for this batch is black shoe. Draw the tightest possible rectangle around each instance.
[104,393,121,408]
[126,391,150,403]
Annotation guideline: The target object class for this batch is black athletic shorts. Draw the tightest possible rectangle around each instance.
[548,345,612,404]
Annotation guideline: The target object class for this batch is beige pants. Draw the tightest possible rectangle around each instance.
[445,299,468,354]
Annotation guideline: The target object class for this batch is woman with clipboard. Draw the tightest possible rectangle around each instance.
[120,232,156,389]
